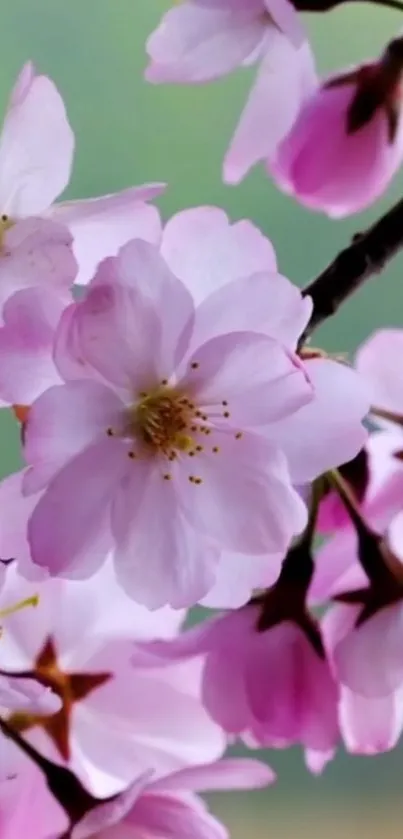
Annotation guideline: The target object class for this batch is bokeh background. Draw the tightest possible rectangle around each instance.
[2,1,403,836]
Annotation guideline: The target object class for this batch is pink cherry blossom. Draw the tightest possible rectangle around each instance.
[137,603,339,759]
[0,62,163,286]
[319,604,403,755]
[270,44,403,217]
[145,2,317,184]
[22,238,313,609]
[0,563,225,798]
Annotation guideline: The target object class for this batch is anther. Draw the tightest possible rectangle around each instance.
[202,414,208,421]
[163,473,171,480]
[195,445,203,452]
[128,451,136,459]
[188,450,195,457]
[212,446,219,453]
[223,411,230,419]
[106,427,114,437]
[188,475,195,483]
[235,432,243,440]
[222,400,228,406]
[191,362,200,370]
[194,477,202,485]
[191,425,198,432]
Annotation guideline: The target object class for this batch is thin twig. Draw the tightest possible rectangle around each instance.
[301,195,403,341]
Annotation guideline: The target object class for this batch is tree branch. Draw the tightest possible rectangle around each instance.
[301,194,403,341]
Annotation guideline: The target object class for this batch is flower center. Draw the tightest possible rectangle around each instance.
[131,385,196,455]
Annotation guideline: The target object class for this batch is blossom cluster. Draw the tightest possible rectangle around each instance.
[1,1,403,836]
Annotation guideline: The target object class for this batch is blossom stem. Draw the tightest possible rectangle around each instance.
[0,715,102,835]
[327,469,396,585]
[301,195,403,341]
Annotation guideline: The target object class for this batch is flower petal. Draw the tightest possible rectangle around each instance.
[146,1,267,83]
[51,184,164,286]
[24,379,125,492]
[224,34,317,184]
[355,329,403,418]
[161,206,277,305]
[0,64,74,215]
[112,461,219,609]
[178,431,307,554]
[333,603,403,697]
[190,271,312,350]
[0,287,63,405]
[27,438,129,575]
[268,358,369,483]
[340,685,403,755]
[200,550,282,609]
[180,331,312,426]
[0,217,77,312]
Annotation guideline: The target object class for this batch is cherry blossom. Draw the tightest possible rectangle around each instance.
[145,1,317,184]
[270,38,403,216]
[0,563,225,798]
[22,238,315,608]
[0,62,163,287]
[132,601,339,761]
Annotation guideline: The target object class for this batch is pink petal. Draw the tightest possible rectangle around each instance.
[146,1,267,83]
[128,790,227,839]
[200,550,282,609]
[268,358,369,483]
[112,460,219,609]
[67,241,194,391]
[180,331,312,426]
[24,379,125,492]
[190,271,312,351]
[264,0,305,47]
[309,530,366,604]
[340,685,403,755]
[333,603,403,697]
[178,431,307,554]
[156,758,275,793]
[50,184,164,286]
[246,624,339,751]
[224,34,317,184]
[0,65,74,215]
[27,438,129,575]
[0,287,64,405]
[0,217,77,312]
[0,470,44,582]
[355,329,403,418]
[161,206,277,305]
[79,659,224,792]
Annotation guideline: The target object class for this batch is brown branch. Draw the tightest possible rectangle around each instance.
[301,195,403,341]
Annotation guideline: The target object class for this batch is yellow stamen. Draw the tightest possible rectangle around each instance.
[0,594,39,621]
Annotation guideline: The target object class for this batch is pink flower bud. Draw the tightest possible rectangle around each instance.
[271,38,403,216]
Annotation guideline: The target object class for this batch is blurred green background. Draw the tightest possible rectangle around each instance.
[2,1,403,835]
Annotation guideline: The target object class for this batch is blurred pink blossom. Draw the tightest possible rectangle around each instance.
[0,563,224,798]
[135,602,339,760]
[271,41,403,216]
